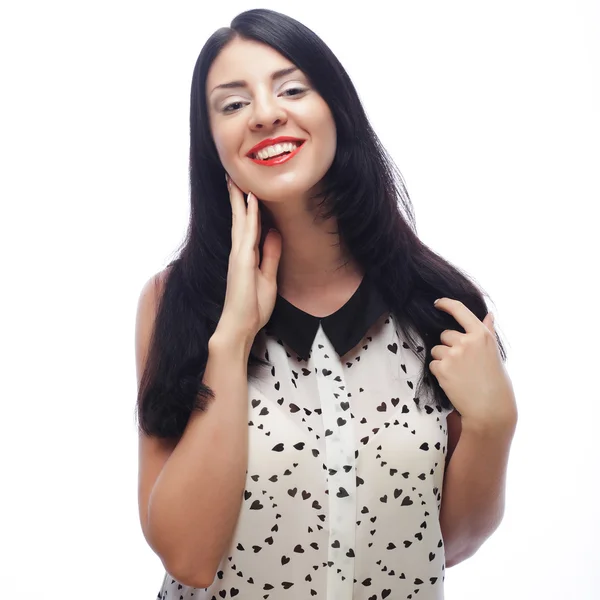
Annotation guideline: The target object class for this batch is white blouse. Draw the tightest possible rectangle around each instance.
[156,271,453,599]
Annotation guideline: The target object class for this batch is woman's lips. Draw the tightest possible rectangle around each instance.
[249,142,305,166]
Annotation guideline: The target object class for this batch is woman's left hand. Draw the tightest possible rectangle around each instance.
[430,298,517,432]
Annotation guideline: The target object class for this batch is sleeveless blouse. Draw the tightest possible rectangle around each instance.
[156,271,452,599]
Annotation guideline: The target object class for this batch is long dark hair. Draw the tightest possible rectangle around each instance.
[136,8,507,440]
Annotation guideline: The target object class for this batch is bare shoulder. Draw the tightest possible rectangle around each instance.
[136,267,171,313]
[134,267,172,386]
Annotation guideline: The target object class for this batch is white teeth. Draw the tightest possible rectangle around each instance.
[254,141,300,160]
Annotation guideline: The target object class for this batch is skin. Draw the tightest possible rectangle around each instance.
[206,37,363,310]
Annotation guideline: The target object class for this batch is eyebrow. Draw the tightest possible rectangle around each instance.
[210,67,300,96]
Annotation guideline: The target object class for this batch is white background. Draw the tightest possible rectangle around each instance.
[1,1,599,598]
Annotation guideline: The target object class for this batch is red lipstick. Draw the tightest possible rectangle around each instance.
[246,136,305,156]
[249,143,304,166]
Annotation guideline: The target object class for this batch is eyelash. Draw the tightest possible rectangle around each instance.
[222,87,307,114]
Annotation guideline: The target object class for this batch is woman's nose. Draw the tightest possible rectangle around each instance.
[248,96,288,130]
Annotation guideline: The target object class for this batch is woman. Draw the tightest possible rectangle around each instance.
[135,8,517,600]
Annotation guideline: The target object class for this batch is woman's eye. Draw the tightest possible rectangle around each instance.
[223,102,243,112]
[282,87,306,97]
[223,88,306,113]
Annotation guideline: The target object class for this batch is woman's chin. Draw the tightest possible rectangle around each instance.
[250,178,319,204]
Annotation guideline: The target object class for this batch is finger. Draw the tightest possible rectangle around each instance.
[228,175,246,254]
[260,228,282,283]
[254,212,261,268]
[256,198,262,246]
[255,195,262,264]
[242,192,259,265]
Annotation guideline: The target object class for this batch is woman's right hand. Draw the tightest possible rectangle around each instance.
[215,174,283,347]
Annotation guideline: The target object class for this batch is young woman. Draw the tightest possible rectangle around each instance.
[135,9,517,600]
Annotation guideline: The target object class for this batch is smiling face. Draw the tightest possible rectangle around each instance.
[206,37,337,203]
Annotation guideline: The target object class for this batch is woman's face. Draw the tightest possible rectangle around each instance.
[206,37,337,203]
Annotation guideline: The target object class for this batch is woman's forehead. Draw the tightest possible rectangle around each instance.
[206,38,298,92]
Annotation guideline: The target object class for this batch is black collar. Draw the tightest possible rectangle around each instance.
[265,270,390,360]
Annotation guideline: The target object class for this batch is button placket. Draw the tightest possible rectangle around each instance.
[314,324,356,598]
